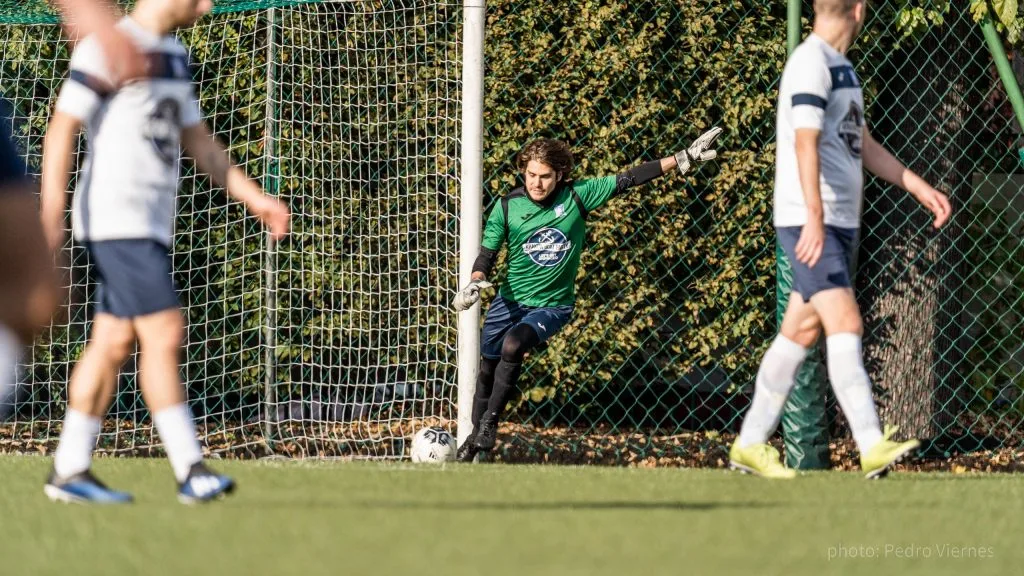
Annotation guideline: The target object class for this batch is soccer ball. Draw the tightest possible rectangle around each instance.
[410,426,456,463]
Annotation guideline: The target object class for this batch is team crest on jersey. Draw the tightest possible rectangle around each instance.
[523,227,572,267]
[838,101,864,158]
[143,98,181,165]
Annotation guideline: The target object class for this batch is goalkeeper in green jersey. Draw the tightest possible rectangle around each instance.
[452,131,722,462]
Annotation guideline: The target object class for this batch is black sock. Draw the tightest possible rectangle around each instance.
[484,360,522,422]
[482,323,539,424]
[472,358,499,432]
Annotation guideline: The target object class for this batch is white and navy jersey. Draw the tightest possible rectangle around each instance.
[774,33,865,229]
[56,17,202,246]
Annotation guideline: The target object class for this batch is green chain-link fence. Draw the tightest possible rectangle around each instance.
[0,0,1021,467]
[493,1,1024,465]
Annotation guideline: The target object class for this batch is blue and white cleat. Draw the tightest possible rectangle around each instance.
[178,462,235,504]
[44,469,133,504]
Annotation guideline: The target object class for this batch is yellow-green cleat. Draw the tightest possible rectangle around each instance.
[729,441,797,479]
[861,425,920,479]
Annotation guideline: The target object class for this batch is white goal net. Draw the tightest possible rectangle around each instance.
[0,0,464,459]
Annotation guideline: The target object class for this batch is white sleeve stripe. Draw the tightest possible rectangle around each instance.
[792,107,825,130]
[55,81,100,121]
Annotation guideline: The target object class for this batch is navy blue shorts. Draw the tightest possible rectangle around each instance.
[480,295,573,360]
[85,239,180,318]
[777,225,858,302]
[0,99,26,186]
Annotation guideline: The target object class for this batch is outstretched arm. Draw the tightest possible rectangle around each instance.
[182,122,291,240]
[614,159,668,194]
[613,127,723,196]
[862,127,951,229]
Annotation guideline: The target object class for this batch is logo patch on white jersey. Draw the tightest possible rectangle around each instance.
[838,101,864,158]
[143,98,182,165]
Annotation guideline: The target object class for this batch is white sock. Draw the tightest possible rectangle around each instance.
[53,409,101,478]
[153,403,203,482]
[826,333,882,452]
[737,335,808,448]
[0,324,20,412]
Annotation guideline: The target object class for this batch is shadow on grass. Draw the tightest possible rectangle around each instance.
[350,500,778,512]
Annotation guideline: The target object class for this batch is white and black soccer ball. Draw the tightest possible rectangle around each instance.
[410,426,456,463]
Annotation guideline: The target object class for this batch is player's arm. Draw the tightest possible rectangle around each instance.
[794,127,826,267]
[50,0,143,82]
[40,37,105,253]
[51,0,117,38]
[572,127,724,217]
[181,123,290,239]
[614,127,724,195]
[861,127,951,229]
[452,202,505,311]
[40,111,83,252]
[786,49,833,268]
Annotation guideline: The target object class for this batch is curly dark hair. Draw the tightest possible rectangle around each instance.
[516,138,574,177]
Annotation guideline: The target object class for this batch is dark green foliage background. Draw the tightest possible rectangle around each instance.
[0,1,1019,455]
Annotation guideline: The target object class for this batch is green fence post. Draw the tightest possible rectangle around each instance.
[263,6,279,448]
[980,16,1024,134]
[778,0,831,470]
[787,0,801,54]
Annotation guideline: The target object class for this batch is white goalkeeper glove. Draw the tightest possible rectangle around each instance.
[674,126,723,176]
[452,279,493,312]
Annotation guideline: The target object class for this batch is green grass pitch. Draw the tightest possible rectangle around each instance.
[1,456,1022,576]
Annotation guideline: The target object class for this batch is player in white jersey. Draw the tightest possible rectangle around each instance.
[728,0,952,479]
[0,1,143,417]
[39,0,290,503]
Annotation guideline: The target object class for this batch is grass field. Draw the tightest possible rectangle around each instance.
[1,456,1023,576]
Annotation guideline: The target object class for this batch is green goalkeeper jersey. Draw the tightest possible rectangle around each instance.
[481,176,618,308]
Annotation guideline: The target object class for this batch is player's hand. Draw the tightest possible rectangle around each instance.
[452,280,492,312]
[912,185,952,229]
[251,195,291,240]
[94,27,146,85]
[795,216,825,268]
[674,127,723,176]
